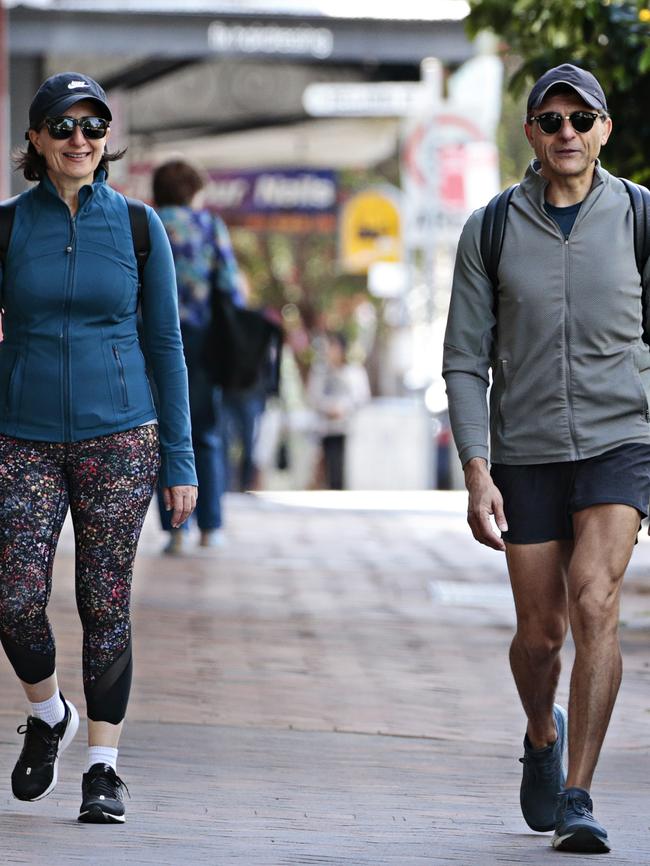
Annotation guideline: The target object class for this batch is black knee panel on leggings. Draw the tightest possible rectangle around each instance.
[0,629,56,684]
[85,642,133,725]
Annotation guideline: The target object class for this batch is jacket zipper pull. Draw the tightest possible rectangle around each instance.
[66,218,76,254]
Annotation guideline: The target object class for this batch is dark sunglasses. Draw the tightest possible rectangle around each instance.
[41,115,110,140]
[528,111,605,135]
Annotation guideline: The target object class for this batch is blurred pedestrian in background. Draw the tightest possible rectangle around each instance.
[223,370,269,492]
[0,72,196,824]
[307,331,370,489]
[153,159,243,552]
[222,271,278,492]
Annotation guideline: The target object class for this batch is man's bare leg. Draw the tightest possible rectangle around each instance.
[506,540,572,747]
[565,503,639,791]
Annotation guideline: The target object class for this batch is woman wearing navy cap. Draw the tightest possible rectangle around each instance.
[0,72,197,823]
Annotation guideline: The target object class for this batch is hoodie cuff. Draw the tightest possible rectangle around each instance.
[159,451,198,488]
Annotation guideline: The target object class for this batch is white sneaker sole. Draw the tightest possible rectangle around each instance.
[78,805,126,824]
[552,827,611,853]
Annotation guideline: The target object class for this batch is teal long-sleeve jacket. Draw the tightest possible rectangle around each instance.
[0,171,197,489]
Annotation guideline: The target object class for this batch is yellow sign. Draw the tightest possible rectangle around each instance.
[339,187,402,275]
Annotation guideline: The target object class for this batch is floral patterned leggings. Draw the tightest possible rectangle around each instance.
[0,425,159,724]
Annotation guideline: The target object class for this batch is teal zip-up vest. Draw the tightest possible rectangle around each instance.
[0,171,196,488]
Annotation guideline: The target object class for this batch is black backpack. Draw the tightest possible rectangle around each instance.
[0,194,150,285]
[480,179,650,345]
[480,179,650,287]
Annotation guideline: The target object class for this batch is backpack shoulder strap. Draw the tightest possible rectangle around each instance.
[124,195,150,288]
[620,177,650,277]
[0,197,19,269]
[480,184,518,288]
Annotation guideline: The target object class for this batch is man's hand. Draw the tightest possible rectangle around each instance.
[163,485,198,529]
[463,458,508,551]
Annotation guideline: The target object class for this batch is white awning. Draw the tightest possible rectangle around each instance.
[6,0,470,21]
[129,117,399,171]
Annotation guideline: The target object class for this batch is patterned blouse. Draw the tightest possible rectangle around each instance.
[156,206,242,329]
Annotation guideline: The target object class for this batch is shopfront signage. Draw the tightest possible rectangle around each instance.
[207,21,334,59]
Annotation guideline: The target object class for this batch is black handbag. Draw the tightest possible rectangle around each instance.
[202,289,282,391]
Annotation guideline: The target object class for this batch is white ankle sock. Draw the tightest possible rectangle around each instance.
[87,746,118,772]
[31,691,65,727]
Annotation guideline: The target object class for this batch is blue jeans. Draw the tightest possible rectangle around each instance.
[158,327,226,532]
[223,388,266,491]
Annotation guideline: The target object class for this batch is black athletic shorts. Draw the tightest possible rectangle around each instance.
[490,443,650,545]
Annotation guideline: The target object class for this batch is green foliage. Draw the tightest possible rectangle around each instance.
[496,75,532,186]
[467,0,650,185]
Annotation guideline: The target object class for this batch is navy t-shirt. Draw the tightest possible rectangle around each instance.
[544,200,582,238]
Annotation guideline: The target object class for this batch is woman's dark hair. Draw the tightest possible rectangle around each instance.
[13,141,126,182]
[152,160,204,207]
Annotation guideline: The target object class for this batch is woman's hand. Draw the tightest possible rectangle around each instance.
[162,485,198,528]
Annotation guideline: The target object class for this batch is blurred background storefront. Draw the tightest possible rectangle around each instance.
[1,0,504,491]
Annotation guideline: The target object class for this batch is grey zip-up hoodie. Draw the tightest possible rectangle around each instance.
[443,160,650,467]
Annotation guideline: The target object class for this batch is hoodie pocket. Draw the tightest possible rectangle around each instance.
[496,358,510,428]
[112,345,129,410]
[629,348,650,422]
[2,351,20,414]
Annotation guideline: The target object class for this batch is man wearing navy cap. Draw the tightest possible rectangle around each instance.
[444,64,650,853]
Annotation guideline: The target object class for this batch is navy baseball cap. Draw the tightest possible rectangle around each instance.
[28,72,112,130]
[527,64,608,114]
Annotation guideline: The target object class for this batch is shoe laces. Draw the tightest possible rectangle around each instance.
[563,791,593,817]
[88,765,130,800]
[16,718,59,766]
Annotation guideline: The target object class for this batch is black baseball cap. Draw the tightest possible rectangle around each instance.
[28,72,112,131]
[527,64,608,115]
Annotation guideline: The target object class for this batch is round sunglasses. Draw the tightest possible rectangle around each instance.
[41,116,110,140]
[528,111,605,135]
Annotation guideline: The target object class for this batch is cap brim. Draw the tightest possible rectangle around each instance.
[44,93,112,122]
[533,81,603,111]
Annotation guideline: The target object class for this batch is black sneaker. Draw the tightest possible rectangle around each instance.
[519,704,567,832]
[552,786,610,853]
[78,763,129,824]
[11,694,79,801]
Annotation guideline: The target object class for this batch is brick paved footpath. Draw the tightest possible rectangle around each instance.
[0,490,648,865]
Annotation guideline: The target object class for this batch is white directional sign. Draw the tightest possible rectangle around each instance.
[303,82,429,117]
[400,110,500,246]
